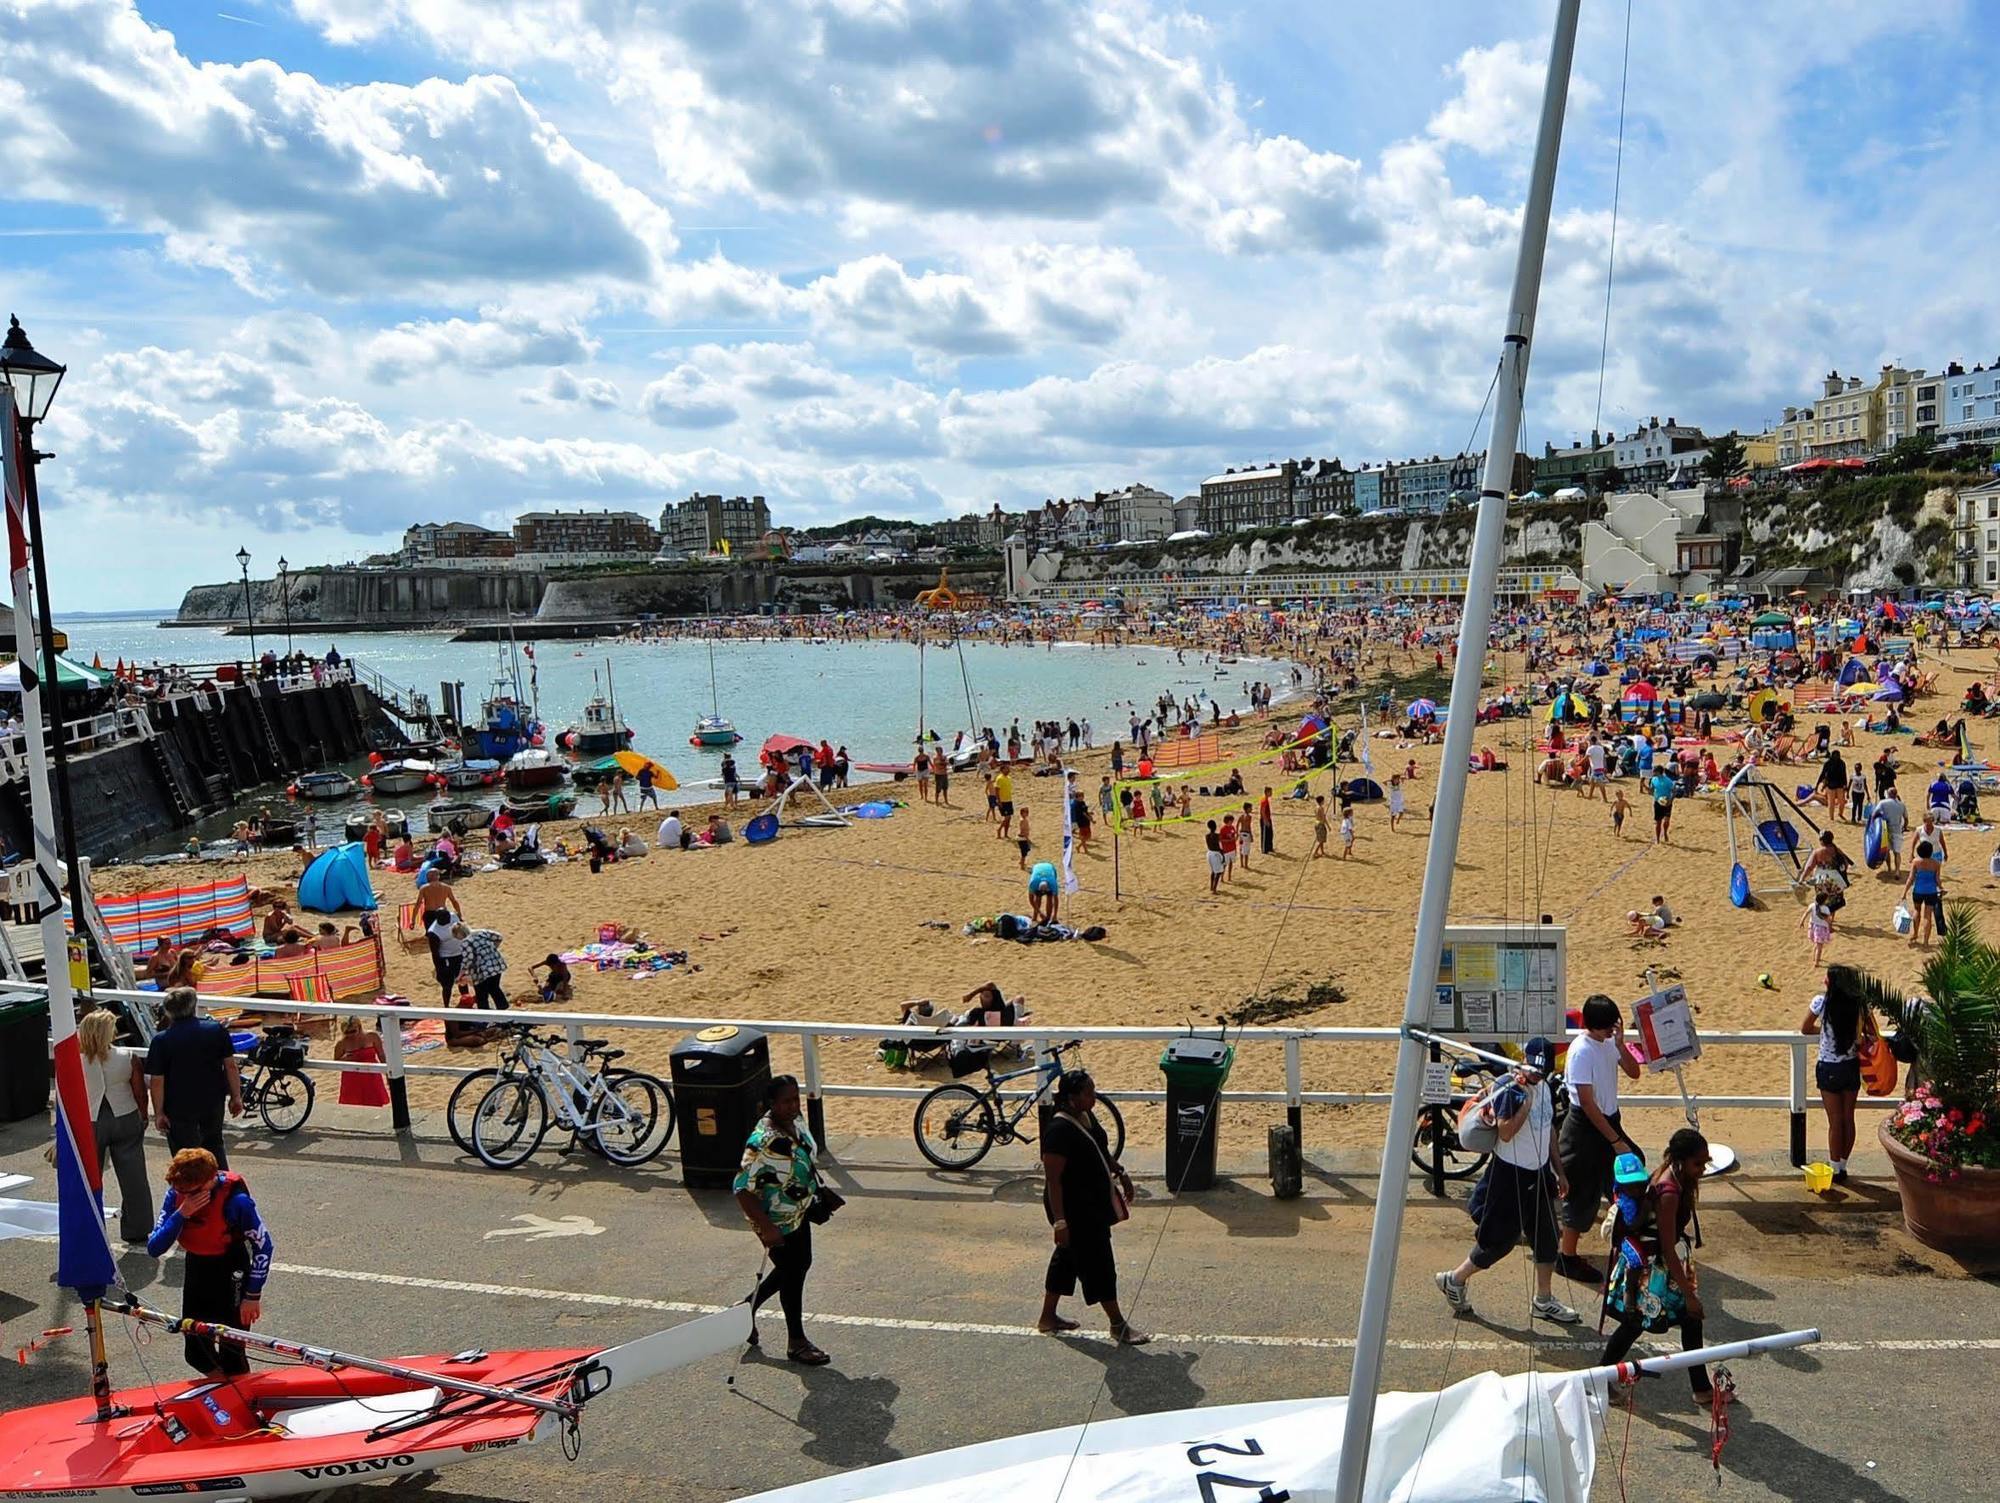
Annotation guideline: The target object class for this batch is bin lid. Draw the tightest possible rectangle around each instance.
[671,1024,767,1058]
[1161,1036,1230,1068]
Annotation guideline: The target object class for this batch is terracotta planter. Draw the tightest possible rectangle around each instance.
[1878,1117,2000,1253]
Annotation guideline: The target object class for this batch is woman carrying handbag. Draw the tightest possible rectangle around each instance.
[1038,1069,1149,1344]
[734,1075,835,1366]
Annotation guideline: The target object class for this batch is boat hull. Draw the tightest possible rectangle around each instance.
[0,1348,593,1501]
[292,775,356,801]
[565,729,633,756]
[367,770,431,797]
[502,797,577,823]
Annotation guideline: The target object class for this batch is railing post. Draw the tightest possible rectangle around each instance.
[1789,1038,1808,1168]
[566,1022,585,1058]
[800,1033,826,1146]
[379,1005,411,1133]
[1427,1036,1445,1197]
[1284,1036,1303,1145]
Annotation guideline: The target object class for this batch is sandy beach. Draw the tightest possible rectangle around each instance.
[94,637,2000,1157]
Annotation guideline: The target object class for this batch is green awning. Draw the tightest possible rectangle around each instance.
[0,654,107,690]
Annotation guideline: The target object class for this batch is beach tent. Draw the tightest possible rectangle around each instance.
[0,655,107,691]
[297,842,378,913]
[1836,657,1871,688]
[1340,777,1385,803]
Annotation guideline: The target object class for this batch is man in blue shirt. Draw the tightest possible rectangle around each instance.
[148,1148,274,1377]
[1648,767,1678,844]
[144,986,241,1168]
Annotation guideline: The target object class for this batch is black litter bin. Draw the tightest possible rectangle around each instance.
[669,1025,771,1187]
[0,997,50,1123]
[1160,1036,1233,1192]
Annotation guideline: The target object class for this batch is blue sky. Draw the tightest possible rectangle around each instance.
[3,0,1995,608]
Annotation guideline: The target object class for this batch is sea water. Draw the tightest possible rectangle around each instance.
[57,615,1291,847]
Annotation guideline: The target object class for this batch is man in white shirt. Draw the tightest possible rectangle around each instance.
[1555,994,1643,1284]
[1435,1036,1577,1325]
[1582,735,1609,802]
[657,813,684,850]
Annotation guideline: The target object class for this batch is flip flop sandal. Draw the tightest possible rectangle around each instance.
[787,1344,831,1366]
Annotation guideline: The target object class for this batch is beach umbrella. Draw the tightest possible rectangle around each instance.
[1407,698,1437,718]
[1751,610,1792,627]
[1690,691,1728,711]
[1872,683,1905,703]
[1622,681,1659,702]
[592,749,680,790]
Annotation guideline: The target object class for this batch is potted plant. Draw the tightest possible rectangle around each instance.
[1850,903,2000,1252]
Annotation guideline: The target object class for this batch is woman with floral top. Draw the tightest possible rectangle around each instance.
[734,1075,830,1365]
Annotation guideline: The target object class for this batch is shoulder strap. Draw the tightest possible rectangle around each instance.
[1057,1110,1118,1175]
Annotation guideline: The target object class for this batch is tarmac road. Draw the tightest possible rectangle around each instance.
[1,1110,1992,1502]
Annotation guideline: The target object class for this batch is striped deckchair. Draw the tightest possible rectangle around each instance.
[395,901,428,949]
[1149,733,1222,770]
[90,877,254,953]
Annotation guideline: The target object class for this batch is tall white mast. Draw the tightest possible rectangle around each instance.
[1332,2,1583,1496]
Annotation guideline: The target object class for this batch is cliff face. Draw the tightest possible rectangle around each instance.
[1740,477,1957,590]
[533,562,1006,619]
[174,568,544,626]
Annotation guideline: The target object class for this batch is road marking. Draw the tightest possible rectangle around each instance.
[483,1213,605,1242]
[277,1262,2000,1358]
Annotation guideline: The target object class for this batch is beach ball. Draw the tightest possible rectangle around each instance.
[1757,972,1774,990]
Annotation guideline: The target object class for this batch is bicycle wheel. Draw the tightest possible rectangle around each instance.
[610,1069,674,1147]
[914,1083,997,1169]
[446,1067,501,1154]
[257,1070,315,1135]
[1410,1105,1488,1181]
[471,1077,550,1170]
[1089,1094,1126,1162]
[587,1072,671,1166]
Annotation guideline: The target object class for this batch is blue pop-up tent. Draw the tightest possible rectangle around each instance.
[297,842,378,912]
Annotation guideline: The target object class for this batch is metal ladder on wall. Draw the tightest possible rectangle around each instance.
[143,731,196,822]
[247,685,288,771]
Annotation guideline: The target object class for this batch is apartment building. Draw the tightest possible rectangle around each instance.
[659,493,772,557]
[401,521,517,568]
[511,509,661,564]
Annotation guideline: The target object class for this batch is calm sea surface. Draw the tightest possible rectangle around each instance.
[56,615,1289,850]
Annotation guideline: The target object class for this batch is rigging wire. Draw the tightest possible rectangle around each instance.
[1591,0,1636,437]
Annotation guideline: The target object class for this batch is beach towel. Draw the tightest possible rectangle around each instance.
[91,876,254,953]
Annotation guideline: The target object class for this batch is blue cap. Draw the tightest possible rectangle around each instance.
[1614,1151,1649,1185]
[1523,1036,1556,1073]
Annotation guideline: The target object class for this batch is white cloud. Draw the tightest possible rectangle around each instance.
[639,364,739,429]
[3,0,679,301]
[524,368,623,410]
[363,316,597,382]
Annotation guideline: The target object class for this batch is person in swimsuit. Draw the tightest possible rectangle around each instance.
[1027,860,1060,924]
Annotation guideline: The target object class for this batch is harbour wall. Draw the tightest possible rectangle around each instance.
[533,561,1006,621]
[172,567,548,632]
[0,680,403,861]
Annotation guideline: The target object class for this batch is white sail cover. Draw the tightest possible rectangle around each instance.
[740,1369,1600,1503]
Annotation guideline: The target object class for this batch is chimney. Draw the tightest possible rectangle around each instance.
[1667,417,1676,428]
[1823,371,1843,397]
[1848,376,1862,391]
[1591,429,1601,447]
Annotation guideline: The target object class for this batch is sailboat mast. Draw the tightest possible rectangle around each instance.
[1332,2,1580,1496]
[955,633,978,736]
[708,638,720,717]
[916,619,926,744]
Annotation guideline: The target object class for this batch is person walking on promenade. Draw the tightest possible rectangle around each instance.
[1435,1036,1577,1325]
[1038,1069,1148,1345]
[1554,993,1642,1285]
[145,987,241,1168]
[734,1075,832,1366]
[80,1007,154,1243]
[1600,1130,1717,1410]
[146,1147,274,1378]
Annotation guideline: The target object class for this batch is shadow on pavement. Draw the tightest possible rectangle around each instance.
[1695,1267,1824,1376]
[1647,1410,1905,1503]
[732,1348,903,1469]
[1159,1177,1330,1237]
[1059,1336,1206,1417]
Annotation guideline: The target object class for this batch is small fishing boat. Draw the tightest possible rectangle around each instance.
[560,695,634,757]
[363,759,433,796]
[502,792,577,823]
[427,800,495,833]
[345,810,410,843]
[502,748,567,793]
[255,819,299,847]
[434,757,501,791]
[288,770,357,801]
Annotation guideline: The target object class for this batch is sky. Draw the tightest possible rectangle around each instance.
[2,0,1995,609]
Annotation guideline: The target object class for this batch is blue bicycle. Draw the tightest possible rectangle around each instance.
[913,1038,1125,1170]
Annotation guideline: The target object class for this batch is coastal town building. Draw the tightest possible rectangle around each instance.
[400,521,516,568]
[1295,458,1353,516]
[1610,417,1709,486]
[511,508,660,566]
[658,493,772,557]
[1954,479,2000,589]
[1094,483,1176,542]
[1198,462,1295,533]
[1533,432,1614,492]
[1940,361,2000,446]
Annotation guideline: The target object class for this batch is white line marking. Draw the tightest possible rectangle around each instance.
[277,1262,2000,1357]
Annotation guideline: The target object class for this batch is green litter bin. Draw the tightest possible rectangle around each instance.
[0,997,50,1122]
[1160,1036,1233,1192]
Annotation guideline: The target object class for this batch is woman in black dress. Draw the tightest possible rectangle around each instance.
[1038,1070,1149,1344]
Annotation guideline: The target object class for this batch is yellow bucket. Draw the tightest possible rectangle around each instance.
[1803,1162,1834,1193]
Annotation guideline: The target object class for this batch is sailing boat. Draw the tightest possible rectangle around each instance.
[729,6,1819,1498]
[692,637,741,746]
[0,384,748,1501]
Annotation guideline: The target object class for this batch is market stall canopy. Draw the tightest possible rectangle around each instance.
[0,654,107,691]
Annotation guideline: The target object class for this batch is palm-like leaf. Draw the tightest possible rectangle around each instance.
[1858,901,2000,1114]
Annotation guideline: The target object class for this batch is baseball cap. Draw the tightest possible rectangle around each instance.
[1523,1036,1556,1074]
[1613,1151,1649,1185]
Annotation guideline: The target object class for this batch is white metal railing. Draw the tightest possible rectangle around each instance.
[1030,566,1580,604]
[8,982,1863,1170]
[0,707,152,783]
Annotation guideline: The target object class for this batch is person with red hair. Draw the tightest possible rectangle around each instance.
[146,1148,274,1377]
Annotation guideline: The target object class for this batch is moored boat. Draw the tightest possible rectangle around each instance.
[502,792,577,823]
[345,810,410,843]
[559,695,634,757]
[426,800,494,833]
[691,713,740,747]
[362,759,433,796]
[502,748,566,793]
[289,770,357,801]
[434,757,502,791]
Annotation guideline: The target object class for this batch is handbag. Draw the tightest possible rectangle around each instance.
[1059,1110,1130,1224]
[1857,1009,1899,1098]
[805,1186,845,1225]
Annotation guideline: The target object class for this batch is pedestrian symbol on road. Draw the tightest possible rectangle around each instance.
[483,1213,605,1242]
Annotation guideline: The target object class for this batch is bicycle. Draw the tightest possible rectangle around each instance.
[238,1025,315,1135]
[468,1026,674,1170]
[913,1038,1125,1170]
[1409,1054,1568,1182]
[446,1027,533,1155]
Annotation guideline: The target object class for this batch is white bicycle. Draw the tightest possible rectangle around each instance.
[469,1025,674,1170]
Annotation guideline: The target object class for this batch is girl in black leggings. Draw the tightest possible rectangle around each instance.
[734,1075,830,1365]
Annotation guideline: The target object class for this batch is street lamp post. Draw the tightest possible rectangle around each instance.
[277,554,293,656]
[236,545,257,659]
